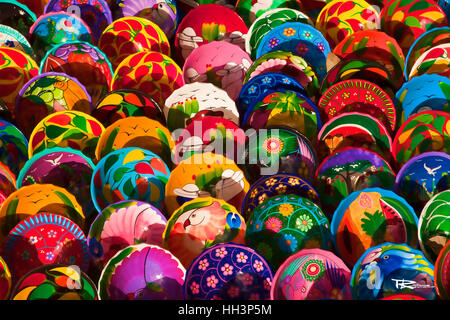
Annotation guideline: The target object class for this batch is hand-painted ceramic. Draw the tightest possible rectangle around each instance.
[174,4,248,62]
[351,242,437,300]
[0,0,36,39]
[0,163,16,208]
[183,243,273,300]
[256,22,331,81]
[316,147,396,218]
[244,51,320,100]
[434,240,450,299]
[0,24,33,57]
[115,0,178,39]
[243,90,321,141]
[315,0,380,48]
[395,152,450,212]
[320,59,398,106]
[29,12,93,60]
[0,120,28,177]
[237,72,306,115]
[404,27,450,80]
[92,88,165,127]
[91,147,170,212]
[235,0,302,27]
[88,200,167,267]
[111,51,184,107]
[40,41,114,106]
[318,79,396,132]
[331,188,418,267]
[245,8,314,60]
[392,111,450,167]
[242,127,317,185]
[380,0,448,55]
[95,116,174,166]
[408,43,450,79]
[98,16,170,70]
[419,190,450,263]
[242,173,320,221]
[183,41,252,101]
[380,294,427,300]
[333,30,405,85]
[214,270,270,300]
[162,197,246,269]
[15,0,49,17]
[44,0,113,43]
[164,82,239,132]
[173,116,246,165]
[15,72,92,138]
[164,152,249,216]
[317,112,393,162]
[98,243,185,300]
[0,184,85,244]
[10,264,98,300]
[245,194,333,271]
[0,256,11,300]
[0,47,38,114]
[16,147,95,220]
[3,213,89,283]
[395,74,450,120]
[271,248,352,300]
[28,110,105,160]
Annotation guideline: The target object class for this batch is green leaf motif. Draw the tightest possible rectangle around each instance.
[404,16,423,28]
[361,210,386,241]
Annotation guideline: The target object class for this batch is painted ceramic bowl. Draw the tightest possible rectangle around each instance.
[244,51,320,100]
[237,72,306,116]
[395,152,450,212]
[318,79,396,133]
[98,244,185,300]
[111,51,184,107]
[174,3,248,62]
[316,147,396,217]
[115,0,178,39]
[419,190,450,263]
[351,242,437,300]
[0,47,38,114]
[94,116,174,166]
[29,12,93,60]
[40,41,114,105]
[164,152,249,216]
[392,111,450,167]
[408,43,450,79]
[271,248,352,300]
[0,256,11,299]
[15,72,92,138]
[3,213,89,283]
[434,240,450,299]
[256,22,331,81]
[395,74,450,120]
[164,82,239,132]
[380,0,448,55]
[0,120,28,177]
[315,0,380,48]
[241,126,317,185]
[183,243,273,300]
[0,184,85,244]
[173,116,246,165]
[245,194,333,271]
[0,24,33,57]
[235,0,302,27]
[317,112,393,163]
[163,197,246,269]
[0,0,36,39]
[17,147,95,221]
[183,41,252,101]
[28,110,105,160]
[245,8,313,60]
[91,147,170,212]
[0,163,16,208]
[88,200,167,267]
[44,0,113,43]
[92,88,165,128]
[10,264,98,300]
[242,173,320,221]
[331,188,419,267]
[98,16,170,70]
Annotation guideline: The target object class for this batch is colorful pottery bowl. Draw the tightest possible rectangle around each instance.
[0,256,11,300]
[0,163,16,208]
[0,24,33,57]
[434,240,450,299]
[408,43,450,79]
[0,0,36,39]
[0,119,28,177]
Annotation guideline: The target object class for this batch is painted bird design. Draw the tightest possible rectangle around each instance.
[424,163,442,176]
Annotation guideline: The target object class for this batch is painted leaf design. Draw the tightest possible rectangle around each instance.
[361,210,386,241]
[404,16,422,28]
